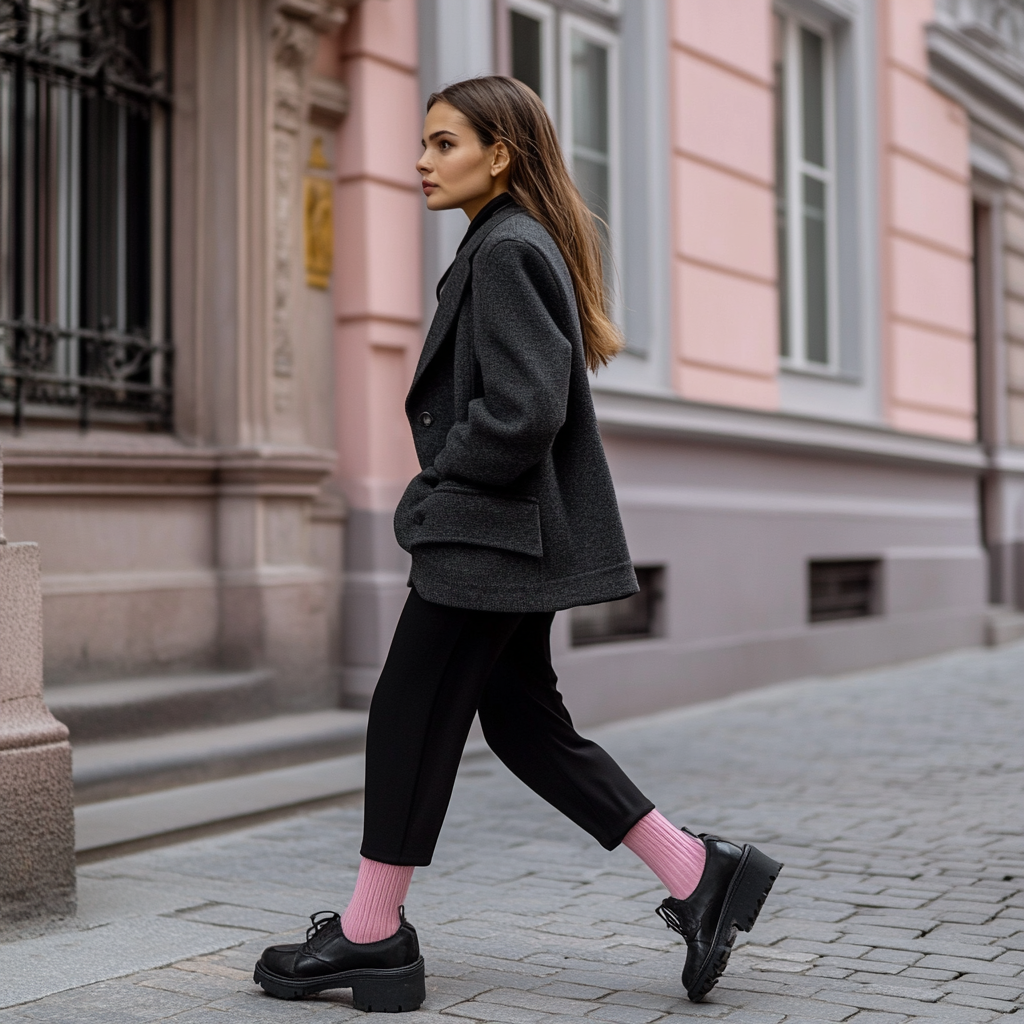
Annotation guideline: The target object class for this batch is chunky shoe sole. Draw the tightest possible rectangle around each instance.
[254,956,426,1012]
[686,845,782,1003]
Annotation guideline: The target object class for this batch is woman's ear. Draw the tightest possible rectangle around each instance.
[491,140,511,178]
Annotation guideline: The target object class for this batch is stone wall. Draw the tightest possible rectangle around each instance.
[0,448,75,926]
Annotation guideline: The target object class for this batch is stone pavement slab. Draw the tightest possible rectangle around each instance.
[2,642,1024,1021]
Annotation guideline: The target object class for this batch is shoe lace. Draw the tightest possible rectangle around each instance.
[656,902,686,938]
[304,910,340,947]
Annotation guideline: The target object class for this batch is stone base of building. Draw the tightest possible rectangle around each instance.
[0,541,76,927]
[0,436,344,711]
[551,605,987,727]
[0,737,76,926]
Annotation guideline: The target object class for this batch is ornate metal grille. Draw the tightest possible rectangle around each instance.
[0,1,171,430]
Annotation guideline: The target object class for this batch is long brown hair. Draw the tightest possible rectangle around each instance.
[427,76,622,371]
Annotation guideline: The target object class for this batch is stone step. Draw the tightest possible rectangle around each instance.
[46,670,277,743]
[74,752,367,853]
[73,732,491,856]
[72,708,368,804]
[985,606,1024,646]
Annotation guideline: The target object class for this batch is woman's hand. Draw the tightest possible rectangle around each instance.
[393,465,441,552]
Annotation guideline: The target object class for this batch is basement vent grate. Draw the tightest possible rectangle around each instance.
[571,566,664,647]
[809,559,881,623]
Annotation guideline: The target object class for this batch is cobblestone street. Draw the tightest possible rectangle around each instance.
[4,642,1024,1022]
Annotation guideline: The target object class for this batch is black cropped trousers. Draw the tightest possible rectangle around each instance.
[360,588,655,866]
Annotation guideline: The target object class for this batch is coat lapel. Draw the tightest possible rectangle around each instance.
[409,203,522,396]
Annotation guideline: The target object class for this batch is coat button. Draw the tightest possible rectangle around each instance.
[419,411,433,427]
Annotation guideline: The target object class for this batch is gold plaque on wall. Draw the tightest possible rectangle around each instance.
[304,176,333,289]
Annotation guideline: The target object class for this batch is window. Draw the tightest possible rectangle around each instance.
[562,15,618,301]
[774,11,838,372]
[511,12,543,95]
[808,559,881,623]
[571,566,663,646]
[0,0,171,430]
[507,0,554,104]
[501,1,619,309]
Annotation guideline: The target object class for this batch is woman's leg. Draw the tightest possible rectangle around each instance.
[477,612,654,848]
[255,591,519,1005]
[476,613,706,895]
[341,858,415,943]
[460,610,783,1007]
[361,589,523,865]
[343,589,522,941]
[622,811,706,898]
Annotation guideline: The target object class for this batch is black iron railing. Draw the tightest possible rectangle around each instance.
[0,1,171,430]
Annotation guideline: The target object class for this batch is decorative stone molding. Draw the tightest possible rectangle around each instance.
[590,388,987,472]
[308,76,350,127]
[270,0,356,390]
[935,0,1024,64]
[929,0,1024,143]
[0,447,76,927]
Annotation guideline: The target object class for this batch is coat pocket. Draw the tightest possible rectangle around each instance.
[410,486,542,558]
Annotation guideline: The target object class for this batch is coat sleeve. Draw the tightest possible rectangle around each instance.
[432,239,574,488]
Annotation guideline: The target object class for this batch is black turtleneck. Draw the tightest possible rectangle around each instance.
[435,192,516,302]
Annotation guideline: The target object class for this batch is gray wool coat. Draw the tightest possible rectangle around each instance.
[394,202,638,613]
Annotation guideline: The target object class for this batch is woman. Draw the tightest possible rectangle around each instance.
[254,76,781,1013]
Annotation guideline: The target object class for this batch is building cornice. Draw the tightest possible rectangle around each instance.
[592,388,986,472]
[927,3,1024,144]
[934,0,1024,64]
[988,443,1024,471]
[276,0,358,34]
[0,436,337,498]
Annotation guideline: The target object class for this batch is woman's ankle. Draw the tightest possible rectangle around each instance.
[623,810,706,900]
[341,858,415,944]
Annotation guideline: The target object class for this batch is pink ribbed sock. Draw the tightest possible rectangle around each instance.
[623,810,707,899]
[340,857,415,943]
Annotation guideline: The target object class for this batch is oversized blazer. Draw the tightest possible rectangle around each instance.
[394,202,638,613]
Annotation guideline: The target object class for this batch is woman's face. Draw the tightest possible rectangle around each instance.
[417,101,509,218]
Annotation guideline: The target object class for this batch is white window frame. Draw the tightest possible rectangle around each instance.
[573,0,621,13]
[504,0,557,110]
[778,10,840,374]
[559,12,622,322]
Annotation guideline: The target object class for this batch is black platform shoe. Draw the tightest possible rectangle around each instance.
[253,909,425,1011]
[656,832,782,1003]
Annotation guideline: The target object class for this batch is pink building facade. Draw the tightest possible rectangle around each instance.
[2,0,1023,815]
[335,0,1023,724]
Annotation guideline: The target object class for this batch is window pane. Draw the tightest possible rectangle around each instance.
[80,95,123,332]
[802,174,828,364]
[575,156,611,289]
[0,1,168,424]
[574,156,609,223]
[774,13,789,358]
[510,11,542,97]
[809,560,880,622]
[571,567,663,645]
[0,74,9,329]
[800,27,825,168]
[571,33,609,158]
[570,31,612,292]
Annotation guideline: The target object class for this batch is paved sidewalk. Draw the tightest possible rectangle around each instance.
[3,642,1024,1022]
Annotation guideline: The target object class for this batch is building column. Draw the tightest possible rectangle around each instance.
[333,0,423,706]
[0,450,75,926]
[170,0,357,707]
